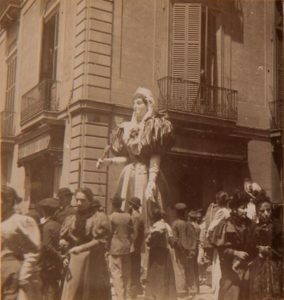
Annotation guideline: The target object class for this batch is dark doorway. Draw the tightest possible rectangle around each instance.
[30,157,54,203]
[161,154,246,210]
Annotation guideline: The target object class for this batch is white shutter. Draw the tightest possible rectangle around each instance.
[171,3,201,110]
[187,4,201,82]
[172,3,187,110]
[186,4,201,110]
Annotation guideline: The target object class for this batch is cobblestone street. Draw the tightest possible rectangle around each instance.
[192,285,214,300]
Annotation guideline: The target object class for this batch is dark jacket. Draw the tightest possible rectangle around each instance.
[172,219,193,251]
[54,205,76,224]
[40,218,62,278]
[109,210,133,255]
[131,210,144,251]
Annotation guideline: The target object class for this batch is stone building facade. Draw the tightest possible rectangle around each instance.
[0,0,283,212]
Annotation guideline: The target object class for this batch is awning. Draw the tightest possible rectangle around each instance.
[17,124,64,166]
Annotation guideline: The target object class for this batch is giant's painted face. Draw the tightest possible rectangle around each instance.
[133,97,147,121]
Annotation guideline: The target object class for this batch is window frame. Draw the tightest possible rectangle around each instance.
[40,5,60,82]
[169,1,222,86]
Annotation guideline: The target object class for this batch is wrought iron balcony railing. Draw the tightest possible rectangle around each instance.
[158,76,238,122]
[1,110,15,138]
[269,99,282,130]
[21,79,59,125]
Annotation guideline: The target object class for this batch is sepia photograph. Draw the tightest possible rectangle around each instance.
[0,0,283,299]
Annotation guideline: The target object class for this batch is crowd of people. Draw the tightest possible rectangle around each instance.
[1,178,283,300]
[3,88,283,300]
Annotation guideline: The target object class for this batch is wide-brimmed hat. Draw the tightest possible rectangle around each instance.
[38,198,60,210]
[175,202,187,211]
[128,197,141,208]
[1,185,22,204]
[57,187,73,198]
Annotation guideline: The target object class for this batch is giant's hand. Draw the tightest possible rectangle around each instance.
[96,158,104,169]
[145,181,156,202]
[96,157,128,169]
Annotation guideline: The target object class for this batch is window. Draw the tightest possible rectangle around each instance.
[170,2,219,109]
[2,52,17,137]
[40,11,59,81]
[5,52,17,112]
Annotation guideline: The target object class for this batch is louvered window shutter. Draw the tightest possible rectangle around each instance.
[171,3,202,110]
[172,3,187,110]
[186,4,202,110]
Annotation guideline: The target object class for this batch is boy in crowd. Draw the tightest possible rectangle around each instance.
[172,203,191,298]
[109,197,134,300]
[128,197,144,297]
[38,197,62,300]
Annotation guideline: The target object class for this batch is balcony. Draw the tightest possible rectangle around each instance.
[21,79,60,126]
[0,0,21,30]
[1,110,15,138]
[158,76,238,122]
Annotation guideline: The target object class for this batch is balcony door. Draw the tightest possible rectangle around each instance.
[39,10,59,112]
[170,3,219,112]
[40,11,59,81]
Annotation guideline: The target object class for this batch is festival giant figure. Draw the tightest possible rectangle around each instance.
[97,87,175,227]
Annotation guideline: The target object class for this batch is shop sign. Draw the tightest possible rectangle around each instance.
[18,133,50,160]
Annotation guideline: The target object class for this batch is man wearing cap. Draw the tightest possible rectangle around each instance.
[128,197,144,297]
[172,203,191,297]
[54,187,76,224]
[38,197,62,300]
[109,196,134,300]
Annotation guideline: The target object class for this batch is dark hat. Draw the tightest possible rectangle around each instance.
[92,199,102,208]
[128,197,141,208]
[230,189,249,209]
[38,198,60,209]
[1,185,22,204]
[57,187,73,198]
[111,196,123,208]
[175,202,187,211]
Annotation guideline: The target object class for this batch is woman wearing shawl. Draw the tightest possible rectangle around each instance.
[60,187,111,300]
[145,208,176,300]
[207,191,231,300]
[211,190,253,300]
[248,195,283,300]
[96,87,175,228]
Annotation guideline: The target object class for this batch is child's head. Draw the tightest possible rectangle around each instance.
[216,191,229,207]
[112,196,123,210]
[188,210,197,221]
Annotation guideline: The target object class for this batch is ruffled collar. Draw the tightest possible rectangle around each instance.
[124,109,154,142]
